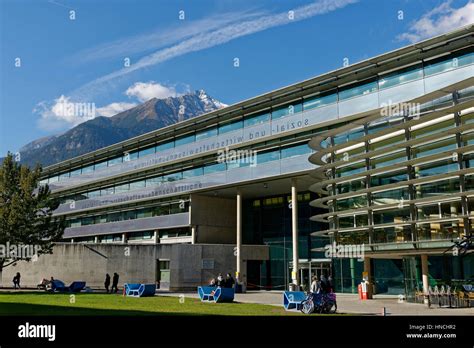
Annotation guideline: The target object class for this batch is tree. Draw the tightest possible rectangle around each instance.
[0,153,65,285]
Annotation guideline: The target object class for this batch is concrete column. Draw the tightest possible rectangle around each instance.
[236,189,243,288]
[94,236,99,244]
[122,233,127,244]
[70,239,74,244]
[153,230,159,244]
[291,178,299,287]
[363,257,373,299]
[191,226,196,244]
[421,254,430,305]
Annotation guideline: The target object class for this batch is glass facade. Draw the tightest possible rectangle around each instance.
[309,85,474,295]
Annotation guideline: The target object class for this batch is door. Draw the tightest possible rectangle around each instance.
[157,260,170,290]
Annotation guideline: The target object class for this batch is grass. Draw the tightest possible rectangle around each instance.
[0,291,303,316]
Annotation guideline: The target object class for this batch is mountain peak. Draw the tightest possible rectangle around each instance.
[20,90,227,167]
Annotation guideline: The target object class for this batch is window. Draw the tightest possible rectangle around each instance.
[126,151,139,161]
[378,64,423,90]
[182,167,203,178]
[175,134,195,146]
[244,112,270,127]
[271,102,302,119]
[336,195,367,211]
[146,177,163,186]
[203,162,226,174]
[373,208,411,224]
[372,187,409,205]
[100,187,115,196]
[81,165,94,174]
[129,180,146,190]
[70,168,82,177]
[94,161,108,171]
[196,127,217,141]
[303,92,337,110]
[156,141,174,152]
[414,159,459,178]
[163,172,182,182]
[136,208,153,219]
[424,51,474,76]
[138,146,155,158]
[87,190,101,198]
[281,144,311,158]
[339,80,378,101]
[371,151,406,169]
[257,149,280,163]
[115,183,130,193]
[59,172,70,181]
[218,120,243,134]
[108,156,123,166]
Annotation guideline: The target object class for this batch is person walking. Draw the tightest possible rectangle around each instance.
[12,272,21,289]
[111,272,119,293]
[104,273,111,293]
[310,276,321,294]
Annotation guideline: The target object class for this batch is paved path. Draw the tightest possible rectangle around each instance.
[160,291,474,316]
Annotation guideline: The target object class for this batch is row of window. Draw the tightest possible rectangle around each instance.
[71,227,191,243]
[46,50,474,184]
[59,142,311,203]
[336,220,465,245]
[333,176,469,212]
[336,199,465,228]
[331,85,474,147]
[65,200,190,228]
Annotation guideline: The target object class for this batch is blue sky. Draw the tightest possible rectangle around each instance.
[1,0,473,155]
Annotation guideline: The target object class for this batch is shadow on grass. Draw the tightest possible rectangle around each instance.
[0,301,225,316]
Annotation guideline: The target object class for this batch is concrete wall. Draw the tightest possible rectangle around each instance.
[190,194,236,244]
[1,242,268,291]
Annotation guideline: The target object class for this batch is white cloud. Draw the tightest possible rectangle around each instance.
[125,81,177,102]
[398,0,474,43]
[69,10,265,63]
[69,0,357,101]
[96,102,137,117]
[34,95,97,131]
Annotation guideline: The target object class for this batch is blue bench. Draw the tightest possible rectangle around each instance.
[197,286,235,303]
[68,281,86,292]
[283,291,306,311]
[48,280,86,293]
[124,283,156,297]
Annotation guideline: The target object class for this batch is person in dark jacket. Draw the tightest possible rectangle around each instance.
[111,273,119,293]
[104,273,111,293]
[216,273,225,287]
[13,272,21,289]
[224,273,235,288]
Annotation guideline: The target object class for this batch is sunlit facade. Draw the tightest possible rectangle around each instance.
[26,25,474,293]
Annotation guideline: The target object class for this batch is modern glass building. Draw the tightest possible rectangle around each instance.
[17,25,472,295]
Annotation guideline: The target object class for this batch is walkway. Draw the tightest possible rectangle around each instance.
[160,291,474,316]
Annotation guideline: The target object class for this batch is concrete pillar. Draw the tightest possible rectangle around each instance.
[191,226,196,244]
[122,233,127,244]
[153,230,159,244]
[421,254,430,305]
[363,257,373,299]
[70,239,74,244]
[236,189,243,288]
[291,178,299,287]
[94,236,99,244]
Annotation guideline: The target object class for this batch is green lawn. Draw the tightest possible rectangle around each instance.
[0,292,302,316]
